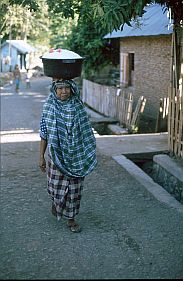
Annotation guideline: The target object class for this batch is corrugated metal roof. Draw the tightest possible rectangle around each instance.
[103,4,173,39]
[6,40,37,53]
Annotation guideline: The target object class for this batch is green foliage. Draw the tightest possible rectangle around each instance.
[0,1,10,35]
[9,0,39,11]
[65,15,119,78]
[1,0,182,78]
[91,0,133,32]
[47,0,81,19]
[28,0,50,45]
[2,0,183,35]
[49,13,77,49]
[1,0,50,46]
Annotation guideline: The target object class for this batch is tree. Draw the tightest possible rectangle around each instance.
[1,0,182,78]
[65,14,118,78]
[48,1,182,82]
[0,0,39,36]
[3,1,183,33]
[49,13,78,49]
[0,0,50,46]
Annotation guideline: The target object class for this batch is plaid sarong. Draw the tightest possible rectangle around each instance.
[47,154,84,220]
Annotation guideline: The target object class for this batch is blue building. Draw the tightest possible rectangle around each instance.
[0,40,37,72]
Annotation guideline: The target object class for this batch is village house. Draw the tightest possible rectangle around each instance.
[103,3,173,132]
[0,39,37,72]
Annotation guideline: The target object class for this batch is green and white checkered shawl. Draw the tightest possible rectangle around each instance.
[41,79,97,177]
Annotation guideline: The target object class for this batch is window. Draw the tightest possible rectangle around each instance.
[120,52,134,87]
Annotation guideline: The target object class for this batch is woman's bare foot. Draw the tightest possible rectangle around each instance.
[67,219,81,233]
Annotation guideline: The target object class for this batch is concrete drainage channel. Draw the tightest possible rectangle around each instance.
[138,154,183,203]
[94,119,183,210]
[113,153,183,213]
[86,105,183,212]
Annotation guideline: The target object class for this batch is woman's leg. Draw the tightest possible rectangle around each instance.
[66,177,84,232]
[15,79,19,91]
[47,155,84,232]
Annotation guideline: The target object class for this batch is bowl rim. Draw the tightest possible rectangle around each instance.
[40,56,85,60]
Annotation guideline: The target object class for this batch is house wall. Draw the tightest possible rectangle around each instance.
[120,35,171,129]
[1,43,32,72]
[1,44,20,72]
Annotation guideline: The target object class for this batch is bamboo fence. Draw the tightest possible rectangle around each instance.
[82,79,133,126]
[168,29,183,159]
[82,79,144,128]
[168,84,183,158]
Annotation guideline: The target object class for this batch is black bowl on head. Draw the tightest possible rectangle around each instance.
[41,57,84,79]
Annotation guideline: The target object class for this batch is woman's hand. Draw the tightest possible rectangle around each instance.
[39,139,47,172]
[39,157,46,172]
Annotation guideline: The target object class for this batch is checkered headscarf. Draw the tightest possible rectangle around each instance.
[51,79,80,98]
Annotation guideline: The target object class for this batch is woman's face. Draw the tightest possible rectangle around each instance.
[56,85,71,101]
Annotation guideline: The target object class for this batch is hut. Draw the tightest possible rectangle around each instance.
[0,39,37,72]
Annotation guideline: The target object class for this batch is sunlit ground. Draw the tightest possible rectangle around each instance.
[0,92,14,96]
[1,129,40,143]
[0,90,46,100]
[0,128,168,144]
[0,128,99,143]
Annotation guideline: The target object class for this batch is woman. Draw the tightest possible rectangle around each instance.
[13,64,21,92]
[39,78,97,232]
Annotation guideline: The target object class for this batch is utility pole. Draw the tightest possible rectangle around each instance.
[0,34,3,72]
[8,17,12,72]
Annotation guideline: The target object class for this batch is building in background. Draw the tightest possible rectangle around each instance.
[0,40,37,72]
[104,3,173,131]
